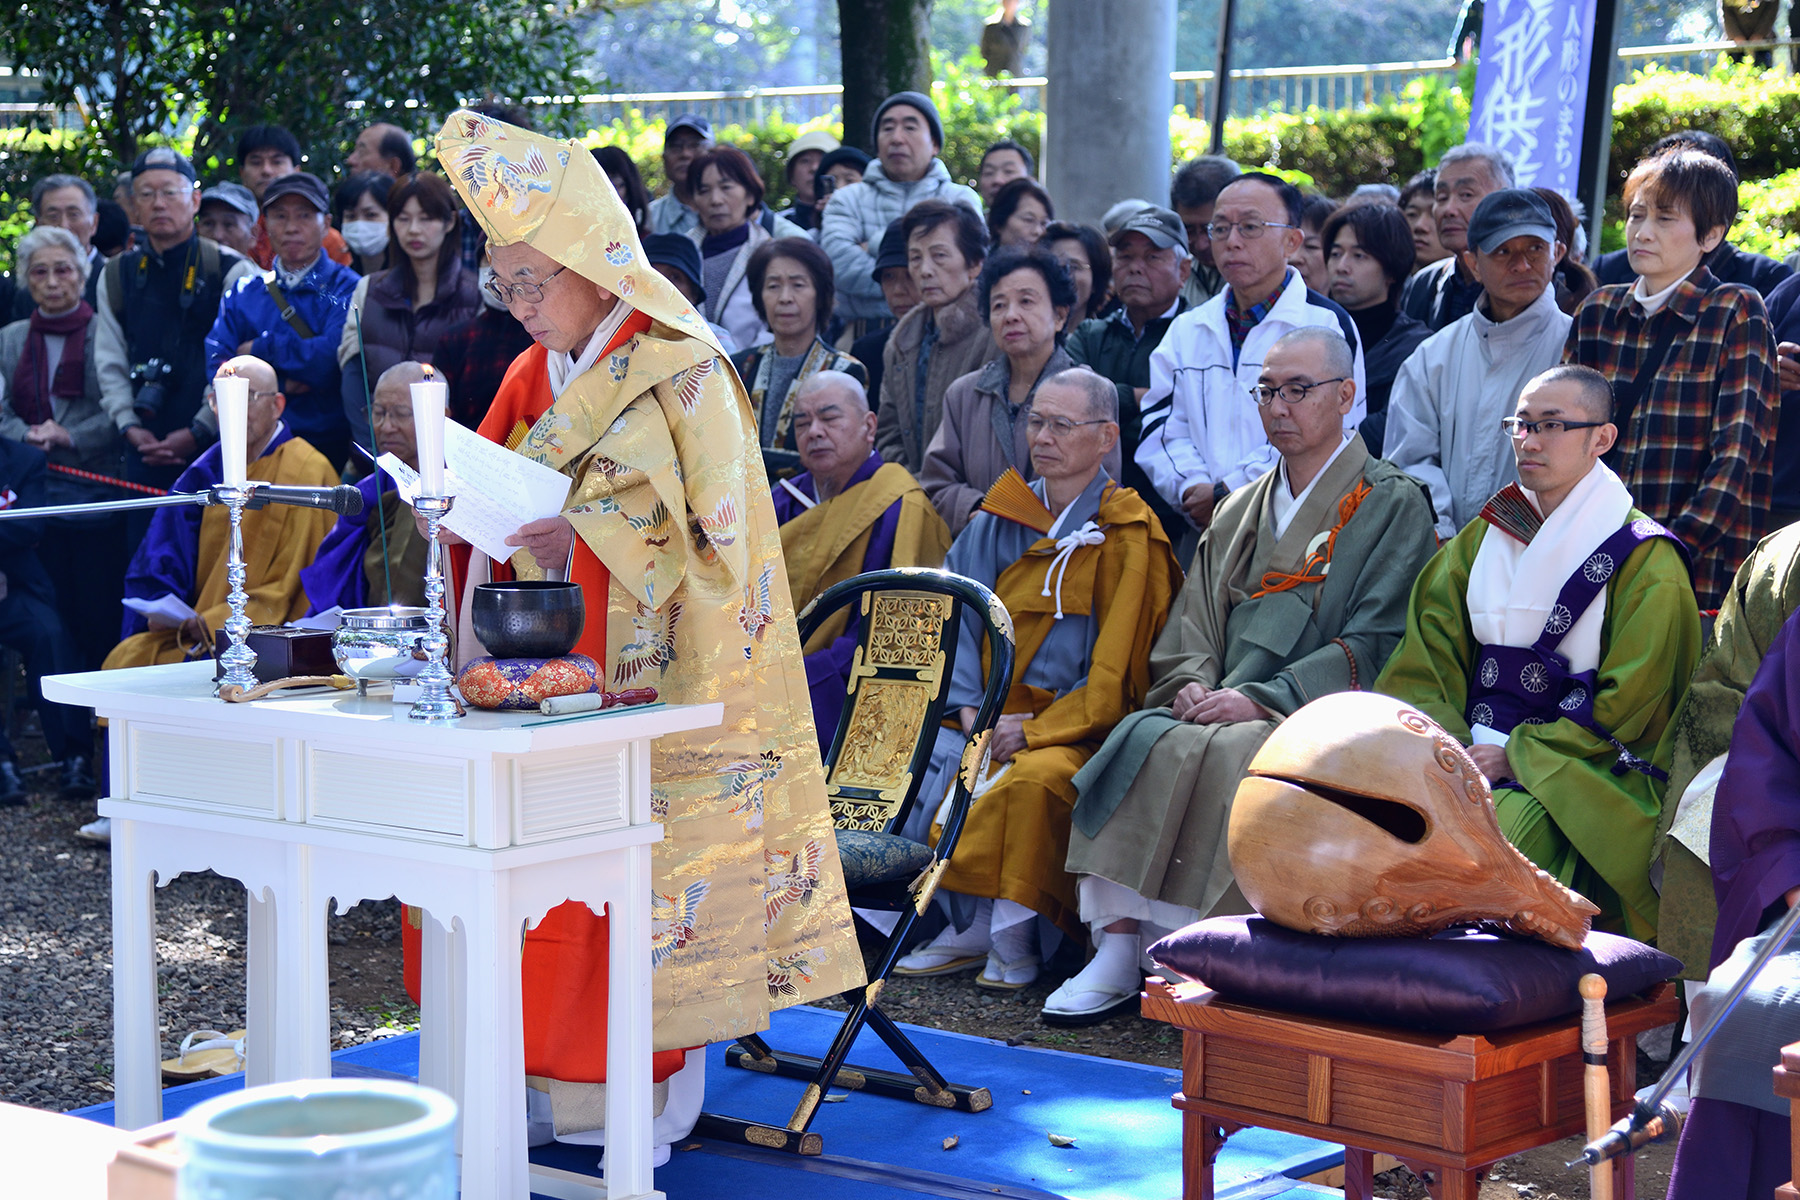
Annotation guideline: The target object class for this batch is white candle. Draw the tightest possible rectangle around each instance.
[214,373,249,488]
[412,370,448,496]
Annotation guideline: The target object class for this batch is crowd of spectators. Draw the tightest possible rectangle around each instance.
[0,98,1792,1046]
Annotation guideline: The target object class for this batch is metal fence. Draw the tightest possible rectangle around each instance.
[561,37,1800,132]
[7,39,1796,136]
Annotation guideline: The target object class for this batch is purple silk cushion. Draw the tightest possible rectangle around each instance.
[1147,915,1680,1033]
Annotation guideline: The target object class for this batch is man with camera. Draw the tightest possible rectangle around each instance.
[95,149,256,509]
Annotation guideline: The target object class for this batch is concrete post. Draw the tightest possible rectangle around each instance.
[1043,0,1177,224]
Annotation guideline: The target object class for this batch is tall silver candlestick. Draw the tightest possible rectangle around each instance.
[216,483,257,693]
[410,493,459,721]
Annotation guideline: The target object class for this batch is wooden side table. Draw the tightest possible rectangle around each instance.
[1140,976,1679,1200]
[1772,1042,1800,1200]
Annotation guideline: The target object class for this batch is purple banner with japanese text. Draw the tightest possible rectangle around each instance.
[1468,0,1599,195]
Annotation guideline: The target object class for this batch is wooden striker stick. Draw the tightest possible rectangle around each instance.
[1579,972,1614,1200]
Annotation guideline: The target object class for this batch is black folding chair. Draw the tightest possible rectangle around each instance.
[694,567,1015,1154]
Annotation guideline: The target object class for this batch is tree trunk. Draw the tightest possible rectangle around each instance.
[838,0,934,155]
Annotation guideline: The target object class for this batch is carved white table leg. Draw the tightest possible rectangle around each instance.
[110,819,161,1128]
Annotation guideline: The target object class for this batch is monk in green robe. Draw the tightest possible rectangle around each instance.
[1376,365,1701,942]
[1046,328,1439,1024]
[1652,521,1800,976]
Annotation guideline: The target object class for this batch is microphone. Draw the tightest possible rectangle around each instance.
[1569,1100,1684,1168]
[222,484,365,516]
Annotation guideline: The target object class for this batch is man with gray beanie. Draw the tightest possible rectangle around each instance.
[820,90,983,324]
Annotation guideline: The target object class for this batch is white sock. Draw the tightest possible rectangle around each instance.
[1059,929,1141,1000]
[922,899,993,954]
[991,916,1036,964]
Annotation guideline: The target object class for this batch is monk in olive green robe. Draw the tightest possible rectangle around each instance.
[1653,521,1800,975]
[1067,432,1438,920]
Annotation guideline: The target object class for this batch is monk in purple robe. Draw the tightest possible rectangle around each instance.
[1668,604,1800,1198]
[771,371,949,747]
[301,362,431,613]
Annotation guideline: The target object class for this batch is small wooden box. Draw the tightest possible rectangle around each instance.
[107,1130,179,1200]
[214,625,337,683]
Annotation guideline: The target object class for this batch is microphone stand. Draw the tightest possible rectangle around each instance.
[0,482,364,694]
[1574,894,1800,1168]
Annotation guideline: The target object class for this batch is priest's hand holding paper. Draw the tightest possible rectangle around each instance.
[506,517,575,571]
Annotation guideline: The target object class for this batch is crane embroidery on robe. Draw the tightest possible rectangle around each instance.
[719,750,781,832]
[629,499,674,547]
[650,879,709,969]
[767,950,818,999]
[698,494,739,548]
[674,360,715,414]
[615,601,681,685]
[737,562,776,654]
[764,839,823,929]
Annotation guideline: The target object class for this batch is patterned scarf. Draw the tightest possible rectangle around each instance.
[13,301,92,426]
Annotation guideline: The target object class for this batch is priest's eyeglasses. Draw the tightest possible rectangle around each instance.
[1500,416,1607,439]
[1250,377,1345,406]
[485,265,568,306]
[1025,413,1111,438]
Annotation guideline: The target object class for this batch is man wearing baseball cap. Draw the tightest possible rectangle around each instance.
[196,182,258,258]
[820,90,983,325]
[775,128,840,233]
[1385,187,1571,539]
[95,148,260,497]
[204,172,360,469]
[647,113,714,237]
[1066,204,1192,536]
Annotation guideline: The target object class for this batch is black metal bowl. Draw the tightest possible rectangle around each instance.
[471,581,585,659]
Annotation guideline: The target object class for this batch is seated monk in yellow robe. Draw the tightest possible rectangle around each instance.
[893,366,1183,988]
[772,370,951,747]
[105,355,337,669]
[428,110,863,1154]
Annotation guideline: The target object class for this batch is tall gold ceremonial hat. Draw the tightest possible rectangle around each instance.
[434,109,723,357]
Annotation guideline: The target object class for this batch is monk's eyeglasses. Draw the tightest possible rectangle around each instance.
[1500,417,1607,439]
[485,265,568,306]
[1250,378,1345,406]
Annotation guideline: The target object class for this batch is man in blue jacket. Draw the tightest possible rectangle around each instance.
[206,173,356,471]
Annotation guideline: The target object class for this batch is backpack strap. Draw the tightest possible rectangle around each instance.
[105,254,126,320]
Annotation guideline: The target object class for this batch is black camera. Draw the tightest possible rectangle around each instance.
[816,173,837,200]
[131,358,173,422]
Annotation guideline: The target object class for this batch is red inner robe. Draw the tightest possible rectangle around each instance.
[403,311,689,1083]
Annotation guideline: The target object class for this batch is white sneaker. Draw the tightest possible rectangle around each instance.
[75,816,111,845]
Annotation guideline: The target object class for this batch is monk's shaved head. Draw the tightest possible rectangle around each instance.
[1043,366,1118,422]
[1524,364,1613,423]
[792,370,869,415]
[1269,327,1353,381]
[217,354,277,395]
[373,360,442,406]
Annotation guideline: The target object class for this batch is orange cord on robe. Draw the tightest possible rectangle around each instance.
[403,313,688,1084]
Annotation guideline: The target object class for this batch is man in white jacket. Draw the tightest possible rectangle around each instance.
[820,91,984,324]
[1134,173,1365,537]
[1383,188,1571,540]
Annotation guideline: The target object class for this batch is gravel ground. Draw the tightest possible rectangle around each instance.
[0,716,1673,1198]
[0,725,417,1116]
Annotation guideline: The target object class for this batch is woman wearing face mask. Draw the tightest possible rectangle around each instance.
[432,251,535,428]
[334,172,395,276]
[683,146,807,352]
[337,173,482,451]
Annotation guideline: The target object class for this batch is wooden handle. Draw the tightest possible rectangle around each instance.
[219,674,354,703]
[1579,973,1613,1200]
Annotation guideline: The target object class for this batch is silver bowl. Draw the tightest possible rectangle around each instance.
[332,607,431,689]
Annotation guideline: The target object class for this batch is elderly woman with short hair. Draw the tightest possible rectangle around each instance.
[0,222,130,687]
[684,146,807,351]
